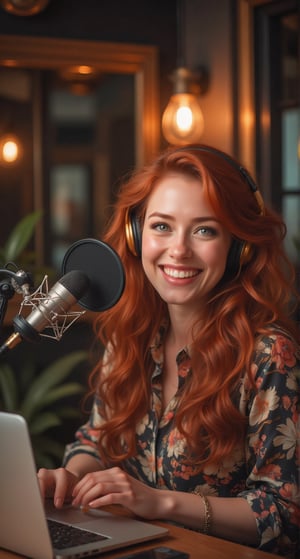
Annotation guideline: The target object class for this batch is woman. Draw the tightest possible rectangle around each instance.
[38,145,300,557]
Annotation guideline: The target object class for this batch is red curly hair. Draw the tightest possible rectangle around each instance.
[90,144,299,470]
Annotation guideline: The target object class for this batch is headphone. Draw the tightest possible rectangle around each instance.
[125,146,265,278]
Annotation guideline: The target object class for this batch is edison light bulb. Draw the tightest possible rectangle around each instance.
[162,93,204,145]
[2,139,19,163]
[0,133,23,164]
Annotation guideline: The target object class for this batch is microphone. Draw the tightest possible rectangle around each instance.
[0,238,125,355]
[61,238,125,312]
[0,270,89,356]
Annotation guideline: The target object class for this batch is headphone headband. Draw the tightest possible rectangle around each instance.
[178,145,265,216]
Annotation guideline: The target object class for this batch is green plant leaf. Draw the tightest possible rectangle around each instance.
[3,210,43,263]
[0,363,18,410]
[0,349,88,468]
[29,411,62,434]
[32,435,65,468]
[20,351,88,420]
[34,449,57,469]
[59,408,85,419]
[37,382,85,408]
[33,434,66,459]
[21,382,84,419]
[18,358,36,396]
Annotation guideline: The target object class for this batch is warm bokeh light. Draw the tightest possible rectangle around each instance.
[241,109,254,130]
[77,65,94,75]
[0,135,22,164]
[2,140,18,162]
[176,106,193,131]
[162,93,204,145]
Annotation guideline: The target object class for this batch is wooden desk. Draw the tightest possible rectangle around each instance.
[0,510,281,559]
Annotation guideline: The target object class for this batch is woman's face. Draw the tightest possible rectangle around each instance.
[141,173,232,310]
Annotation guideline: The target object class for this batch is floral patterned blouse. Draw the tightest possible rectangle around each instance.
[63,326,300,558]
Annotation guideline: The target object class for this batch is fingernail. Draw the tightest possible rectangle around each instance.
[55,497,63,508]
[80,505,90,513]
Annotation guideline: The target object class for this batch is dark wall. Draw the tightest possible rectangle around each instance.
[0,0,178,117]
[0,0,179,361]
[0,1,177,452]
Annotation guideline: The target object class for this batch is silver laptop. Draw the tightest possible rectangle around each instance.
[0,411,168,559]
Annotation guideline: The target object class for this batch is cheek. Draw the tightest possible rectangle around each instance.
[141,234,161,259]
[202,242,230,269]
[141,237,155,280]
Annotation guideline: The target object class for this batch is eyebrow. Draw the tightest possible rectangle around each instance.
[147,211,220,223]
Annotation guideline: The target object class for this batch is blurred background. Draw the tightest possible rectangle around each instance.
[0,0,299,466]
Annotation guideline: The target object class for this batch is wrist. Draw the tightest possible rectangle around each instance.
[157,489,208,533]
[158,490,178,520]
[64,455,101,480]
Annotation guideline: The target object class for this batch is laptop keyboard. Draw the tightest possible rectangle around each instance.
[47,518,108,550]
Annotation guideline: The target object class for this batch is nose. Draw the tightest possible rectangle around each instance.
[169,232,192,259]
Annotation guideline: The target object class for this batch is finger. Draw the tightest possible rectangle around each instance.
[73,486,126,509]
[53,468,75,508]
[72,478,106,506]
[73,477,132,508]
[37,473,46,499]
[88,487,135,509]
[72,471,109,499]
[73,467,126,496]
[37,468,55,499]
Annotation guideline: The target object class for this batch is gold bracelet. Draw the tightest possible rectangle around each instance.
[192,488,213,534]
[199,493,212,534]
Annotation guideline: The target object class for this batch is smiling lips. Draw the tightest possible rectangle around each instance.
[162,266,200,279]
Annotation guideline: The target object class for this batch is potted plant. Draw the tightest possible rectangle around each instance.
[0,211,90,468]
[0,350,89,468]
[0,210,43,268]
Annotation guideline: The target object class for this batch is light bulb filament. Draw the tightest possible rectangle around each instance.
[176,106,193,132]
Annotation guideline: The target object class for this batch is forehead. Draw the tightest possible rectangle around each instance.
[145,173,213,215]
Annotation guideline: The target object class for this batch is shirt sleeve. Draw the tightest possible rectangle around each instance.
[62,395,103,466]
[62,346,113,467]
[238,331,300,557]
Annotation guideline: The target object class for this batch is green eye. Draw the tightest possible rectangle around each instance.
[152,223,169,232]
[196,226,217,237]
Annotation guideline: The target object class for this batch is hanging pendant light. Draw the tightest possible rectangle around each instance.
[162,0,208,145]
[162,67,206,145]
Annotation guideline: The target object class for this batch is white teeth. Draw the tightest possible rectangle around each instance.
[164,267,197,278]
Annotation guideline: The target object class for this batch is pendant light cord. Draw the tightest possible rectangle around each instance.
[176,0,186,68]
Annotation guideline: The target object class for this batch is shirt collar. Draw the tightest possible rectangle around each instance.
[149,322,191,374]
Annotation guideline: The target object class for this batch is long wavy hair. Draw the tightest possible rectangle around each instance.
[90,144,299,470]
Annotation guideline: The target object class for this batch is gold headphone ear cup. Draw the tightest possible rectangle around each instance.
[125,209,142,257]
[240,242,253,267]
[125,214,137,255]
[225,239,252,279]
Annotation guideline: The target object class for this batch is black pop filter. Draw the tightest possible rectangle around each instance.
[62,238,125,312]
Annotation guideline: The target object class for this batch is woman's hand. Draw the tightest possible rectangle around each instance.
[37,467,79,508]
[71,467,167,520]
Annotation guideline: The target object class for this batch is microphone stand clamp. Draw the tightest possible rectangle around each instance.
[0,266,34,333]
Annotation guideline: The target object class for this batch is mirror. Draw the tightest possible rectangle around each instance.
[0,35,159,268]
